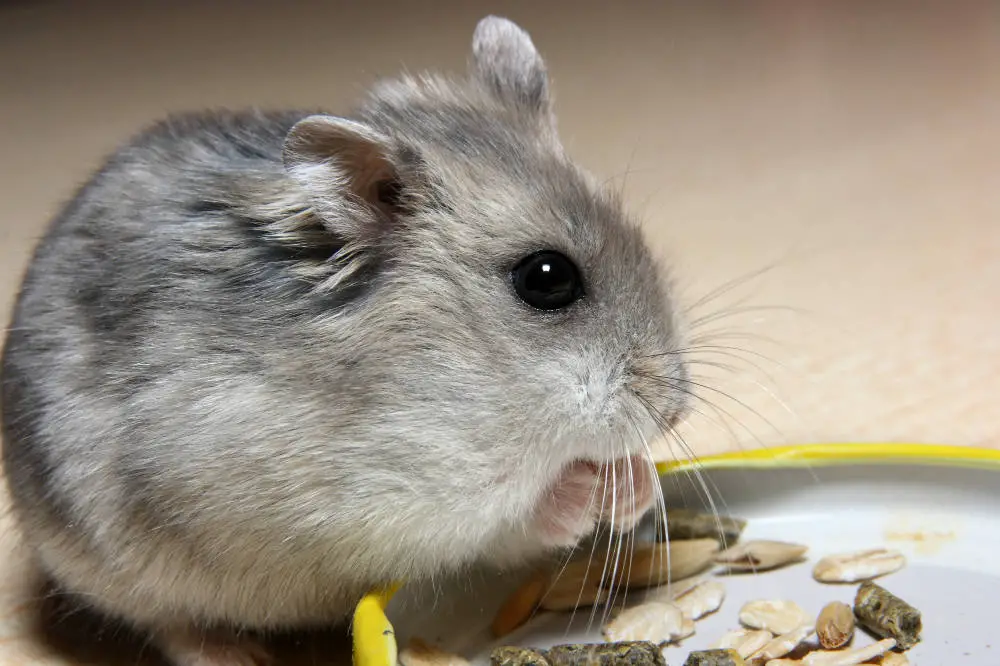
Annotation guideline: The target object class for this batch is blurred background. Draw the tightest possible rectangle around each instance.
[2,0,999,457]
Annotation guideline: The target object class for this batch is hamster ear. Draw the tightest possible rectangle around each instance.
[283,115,403,231]
[471,16,550,116]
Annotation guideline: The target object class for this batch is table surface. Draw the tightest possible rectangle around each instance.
[1,1,998,664]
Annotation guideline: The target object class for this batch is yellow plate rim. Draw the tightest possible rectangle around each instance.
[353,442,1000,666]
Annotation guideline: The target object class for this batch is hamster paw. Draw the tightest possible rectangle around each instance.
[155,626,274,666]
[532,460,603,548]
[595,455,656,533]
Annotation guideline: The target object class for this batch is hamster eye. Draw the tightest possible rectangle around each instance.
[511,251,584,311]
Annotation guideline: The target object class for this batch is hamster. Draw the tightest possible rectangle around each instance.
[0,15,688,666]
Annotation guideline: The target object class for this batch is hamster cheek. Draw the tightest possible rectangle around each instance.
[594,456,656,533]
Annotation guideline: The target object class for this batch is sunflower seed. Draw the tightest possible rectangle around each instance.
[853,582,921,650]
[747,624,815,663]
[539,554,612,611]
[739,600,810,635]
[711,629,774,659]
[815,602,854,650]
[492,571,548,637]
[538,583,611,612]
[604,601,696,644]
[716,541,808,573]
[615,539,721,590]
[812,549,906,584]
[673,580,727,620]
[800,638,896,666]
[684,648,747,666]
[401,638,471,666]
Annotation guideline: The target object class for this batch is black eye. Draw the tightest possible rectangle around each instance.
[511,251,584,311]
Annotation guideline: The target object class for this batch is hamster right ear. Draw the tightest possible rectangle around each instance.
[471,16,551,118]
[283,115,404,236]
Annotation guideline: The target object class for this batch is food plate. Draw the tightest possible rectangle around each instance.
[354,444,1000,666]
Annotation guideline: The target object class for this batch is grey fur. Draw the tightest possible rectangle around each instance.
[0,15,686,664]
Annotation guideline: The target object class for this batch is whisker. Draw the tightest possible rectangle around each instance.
[636,374,775,451]
[643,344,784,369]
[687,329,788,350]
[686,303,807,331]
[637,395,735,550]
[563,462,610,636]
[641,372,785,441]
[680,256,788,316]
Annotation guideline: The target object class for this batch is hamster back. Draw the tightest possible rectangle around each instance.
[0,15,688,666]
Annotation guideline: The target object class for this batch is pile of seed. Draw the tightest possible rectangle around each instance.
[399,509,921,666]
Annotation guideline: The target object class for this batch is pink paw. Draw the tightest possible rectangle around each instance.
[532,456,657,547]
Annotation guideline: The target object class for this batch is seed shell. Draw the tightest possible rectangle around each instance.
[716,541,808,573]
[747,624,814,663]
[673,580,727,620]
[812,549,906,584]
[711,629,774,659]
[800,637,897,666]
[604,601,695,644]
[739,600,809,635]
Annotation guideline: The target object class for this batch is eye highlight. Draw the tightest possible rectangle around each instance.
[511,251,584,311]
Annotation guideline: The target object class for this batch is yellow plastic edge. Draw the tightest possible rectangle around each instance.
[355,442,1000,666]
[353,582,403,666]
[654,442,1000,475]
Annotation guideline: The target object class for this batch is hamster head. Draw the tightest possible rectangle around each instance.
[279,16,688,576]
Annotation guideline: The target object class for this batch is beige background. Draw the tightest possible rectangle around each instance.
[0,1,998,663]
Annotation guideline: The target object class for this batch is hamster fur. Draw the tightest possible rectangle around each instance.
[0,16,688,666]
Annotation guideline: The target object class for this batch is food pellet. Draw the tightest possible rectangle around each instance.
[658,509,748,545]
[490,646,551,666]
[683,648,747,666]
[853,581,922,650]
[546,642,667,666]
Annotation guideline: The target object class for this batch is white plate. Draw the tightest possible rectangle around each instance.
[386,464,1000,666]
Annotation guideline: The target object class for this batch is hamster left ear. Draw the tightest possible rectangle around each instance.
[471,16,551,116]
[283,115,403,226]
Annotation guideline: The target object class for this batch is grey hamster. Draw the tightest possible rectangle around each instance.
[0,15,687,666]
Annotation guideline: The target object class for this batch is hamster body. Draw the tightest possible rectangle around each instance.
[0,16,687,666]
